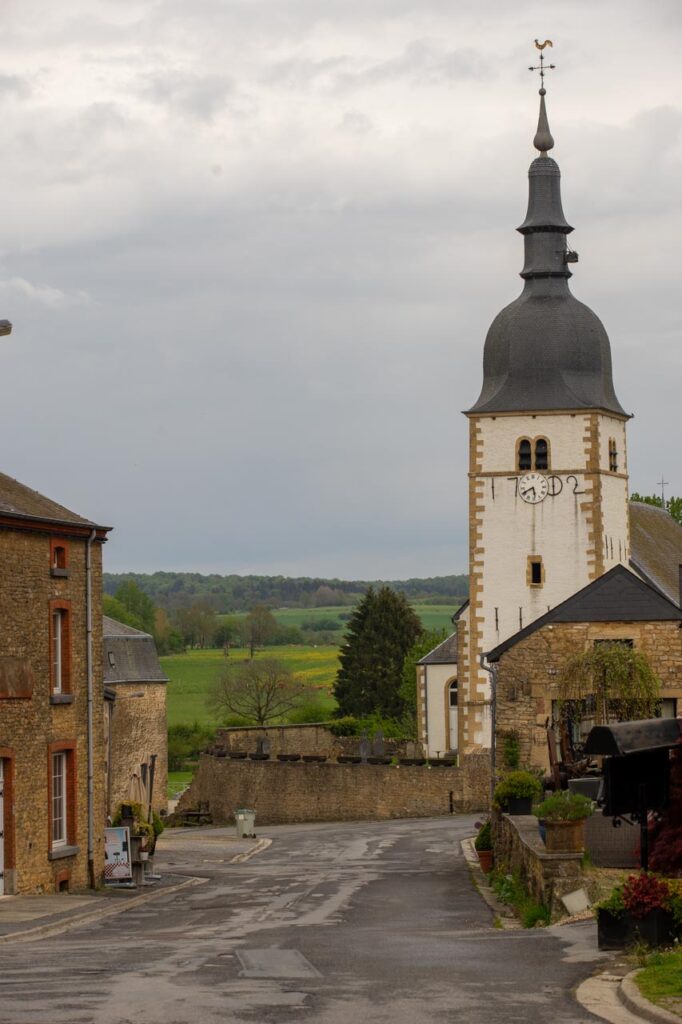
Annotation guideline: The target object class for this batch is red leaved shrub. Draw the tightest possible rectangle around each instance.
[621,872,671,918]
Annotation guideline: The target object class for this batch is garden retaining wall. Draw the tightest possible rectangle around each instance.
[492,812,584,920]
[176,751,490,826]
[214,723,418,759]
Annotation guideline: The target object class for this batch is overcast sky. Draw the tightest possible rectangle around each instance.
[0,0,680,579]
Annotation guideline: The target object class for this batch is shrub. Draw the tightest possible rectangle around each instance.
[493,771,542,806]
[498,730,520,770]
[474,821,492,851]
[622,873,672,919]
[534,791,593,822]
[285,702,331,724]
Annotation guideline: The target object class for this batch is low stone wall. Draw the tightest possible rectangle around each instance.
[214,723,418,759]
[177,750,490,826]
[492,812,584,920]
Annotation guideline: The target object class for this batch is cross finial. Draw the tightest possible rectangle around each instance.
[658,475,669,508]
[528,39,556,89]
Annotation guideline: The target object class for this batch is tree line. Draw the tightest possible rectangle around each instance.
[102,570,469,614]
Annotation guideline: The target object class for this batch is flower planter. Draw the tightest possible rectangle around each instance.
[544,819,585,853]
[477,850,493,874]
[507,797,533,815]
[368,756,391,765]
[277,754,301,762]
[597,907,676,950]
[337,755,361,764]
[302,755,327,763]
[229,752,247,760]
[249,753,270,761]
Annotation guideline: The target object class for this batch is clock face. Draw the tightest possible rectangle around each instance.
[518,473,549,504]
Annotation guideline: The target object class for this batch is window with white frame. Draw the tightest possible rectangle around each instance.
[52,610,65,693]
[51,752,67,847]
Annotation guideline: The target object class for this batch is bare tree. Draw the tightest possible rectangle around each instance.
[242,604,278,658]
[208,659,313,726]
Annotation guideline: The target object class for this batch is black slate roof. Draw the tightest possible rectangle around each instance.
[102,616,168,685]
[468,94,626,418]
[418,632,458,665]
[630,501,682,606]
[485,564,682,663]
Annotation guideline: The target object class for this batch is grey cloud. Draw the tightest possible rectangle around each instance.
[134,69,236,121]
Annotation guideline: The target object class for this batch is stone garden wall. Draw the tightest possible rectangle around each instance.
[492,811,583,919]
[214,723,417,759]
[176,750,490,826]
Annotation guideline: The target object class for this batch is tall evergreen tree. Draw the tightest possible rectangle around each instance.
[333,587,423,718]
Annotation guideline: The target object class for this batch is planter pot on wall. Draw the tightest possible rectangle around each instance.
[544,819,585,853]
[597,908,676,950]
[229,752,247,760]
[477,850,493,874]
[302,755,327,763]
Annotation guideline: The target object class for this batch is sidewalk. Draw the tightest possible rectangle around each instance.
[0,829,264,944]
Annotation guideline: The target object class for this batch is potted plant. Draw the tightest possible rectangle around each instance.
[493,771,543,815]
[474,821,493,873]
[534,791,593,852]
[596,873,681,949]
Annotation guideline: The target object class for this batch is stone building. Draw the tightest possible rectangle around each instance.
[103,616,168,816]
[0,471,110,894]
[419,80,682,774]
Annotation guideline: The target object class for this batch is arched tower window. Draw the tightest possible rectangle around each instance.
[517,439,532,471]
[449,680,458,707]
[534,438,549,471]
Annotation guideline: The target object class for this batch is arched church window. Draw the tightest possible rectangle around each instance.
[517,439,532,471]
[534,438,549,471]
[449,680,458,707]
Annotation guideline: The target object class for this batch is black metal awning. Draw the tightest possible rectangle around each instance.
[584,717,682,756]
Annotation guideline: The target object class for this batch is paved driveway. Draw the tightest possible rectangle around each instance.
[0,817,605,1023]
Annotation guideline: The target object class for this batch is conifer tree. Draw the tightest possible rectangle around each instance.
[333,587,423,718]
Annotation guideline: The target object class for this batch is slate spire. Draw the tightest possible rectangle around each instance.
[467,76,627,417]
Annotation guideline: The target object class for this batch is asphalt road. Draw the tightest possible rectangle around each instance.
[0,817,607,1024]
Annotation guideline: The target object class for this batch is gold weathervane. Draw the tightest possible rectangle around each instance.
[529,39,555,86]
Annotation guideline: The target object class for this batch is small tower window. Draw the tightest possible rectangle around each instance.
[527,556,545,587]
[449,680,458,708]
[608,438,618,473]
[518,439,532,471]
[534,438,549,471]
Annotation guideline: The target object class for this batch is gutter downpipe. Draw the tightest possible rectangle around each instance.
[86,528,97,889]
[479,651,497,807]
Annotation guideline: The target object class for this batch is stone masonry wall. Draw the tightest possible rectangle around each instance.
[495,619,682,772]
[492,811,583,920]
[0,527,106,894]
[214,724,417,759]
[109,682,167,814]
[177,750,491,826]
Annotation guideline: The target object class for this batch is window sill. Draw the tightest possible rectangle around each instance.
[50,568,69,579]
[48,844,79,861]
[50,693,74,705]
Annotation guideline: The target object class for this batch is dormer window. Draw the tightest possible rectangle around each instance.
[518,439,532,471]
[50,539,69,579]
[534,438,549,471]
[608,438,618,473]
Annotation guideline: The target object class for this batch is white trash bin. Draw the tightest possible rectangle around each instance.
[235,808,256,838]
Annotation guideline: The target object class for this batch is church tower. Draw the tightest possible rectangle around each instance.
[459,77,630,753]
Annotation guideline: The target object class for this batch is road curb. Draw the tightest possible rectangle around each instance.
[618,970,681,1024]
[460,838,518,928]
[0,874,208,945]
[230,838,272,863]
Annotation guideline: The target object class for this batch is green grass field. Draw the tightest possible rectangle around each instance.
[162,645,341,728]
[164,605,457,730]
[219,603,458,634]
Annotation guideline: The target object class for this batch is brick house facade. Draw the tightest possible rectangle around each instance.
[0,472,110,894]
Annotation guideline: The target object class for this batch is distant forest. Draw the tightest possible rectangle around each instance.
[102,572,469,613]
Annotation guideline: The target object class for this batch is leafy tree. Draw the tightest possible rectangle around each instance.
[242,604,278,657]
[153,607,185,654]
[333,586,423,718]
[557,641,661,726]
[173,599,217,648]
[630,492,682,527]
[114,580,156,634]
[103,594,145,631]
[207,658,313,726]
[398,628,449,727]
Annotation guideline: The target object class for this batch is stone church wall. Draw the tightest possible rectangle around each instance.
[176,751,491,826]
